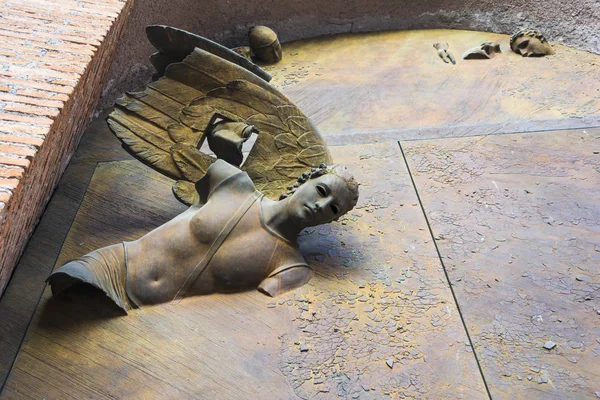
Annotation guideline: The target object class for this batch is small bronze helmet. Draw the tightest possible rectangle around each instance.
[249,26,283,64]
[510,28,555,57]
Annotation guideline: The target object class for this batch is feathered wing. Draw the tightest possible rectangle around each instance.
[108,37,331,204]
[145,25,271,82]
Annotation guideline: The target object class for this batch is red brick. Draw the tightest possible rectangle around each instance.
[0,42,41,55]
[0,179,20,190]
[0,92,63,108]
[43,33,102,48]
[0,29,50,44]
[21,0,121,18]
[36,52,92,64]
[4,103,60,118]
[0,143,37,157]
[0,191,11,204]
[5,10,55,23]
[1,69,42,81]
[0,166,24,179]
[0,0,130,296]
[1,77,73,94]
[0,69,65,84]
[9,65,80,81]
[0,49,17,57]
[0,155,31,168]
[0,112,54,125]
[0,36,96,57]
[49,79,78,86]
[59,0,124,11]
[0,56,30,65]
[15,89,69,102]
[80,0,126,6]
[38,63,85,74]
[0,25,32,35]
[0,133,45,147]
[2,15,107,37]
[10,5,116,24]
[11,2,117,17]
[8,9,112,30]
[1,24,103,47]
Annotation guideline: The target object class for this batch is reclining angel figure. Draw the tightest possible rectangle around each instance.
[48,26,359,312]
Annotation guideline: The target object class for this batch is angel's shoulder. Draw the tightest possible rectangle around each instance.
[196,160,255,203]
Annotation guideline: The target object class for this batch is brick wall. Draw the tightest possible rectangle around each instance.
[0,0,133,295]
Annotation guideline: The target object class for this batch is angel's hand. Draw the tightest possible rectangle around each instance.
[433,42,456,65]
[206,120,258,167]
[257,266,312,297]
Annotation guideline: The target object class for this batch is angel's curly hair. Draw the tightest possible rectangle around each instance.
[279,163,360,213]
[510,28,548,52]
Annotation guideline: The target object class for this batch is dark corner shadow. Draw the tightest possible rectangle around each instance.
[37,284,127,330]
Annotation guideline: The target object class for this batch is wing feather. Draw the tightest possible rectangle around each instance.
[109,109,174,152]
[116,94,177,131]
[148,78,205,105]
[172,180,200,205]
[108,119,182,180]
[170,144,216,182]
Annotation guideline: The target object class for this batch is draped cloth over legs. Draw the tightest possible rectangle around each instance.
[48,244,133,311]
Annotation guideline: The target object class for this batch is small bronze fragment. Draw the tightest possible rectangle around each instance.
[463,42,502,60]
[433,42,456,65]
[249,26,283,64]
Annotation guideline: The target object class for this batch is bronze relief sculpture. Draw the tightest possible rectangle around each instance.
[510,28,555,57]
[48,27,358,311]
[49,160,358,311]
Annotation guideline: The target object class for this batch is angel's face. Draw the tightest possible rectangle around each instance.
[512,36,554,57]
[287,174,351,228]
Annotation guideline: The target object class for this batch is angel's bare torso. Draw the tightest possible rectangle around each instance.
[126,164,309,306]
[49,161,312,311]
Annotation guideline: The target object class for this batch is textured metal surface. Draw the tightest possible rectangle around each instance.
[2,142,487,399]
[403,129,600,399]
[3,29,600,399]
[263,30,600,138]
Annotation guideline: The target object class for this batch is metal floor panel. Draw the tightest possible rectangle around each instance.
[403,128,600,399]
[2,143,487,399]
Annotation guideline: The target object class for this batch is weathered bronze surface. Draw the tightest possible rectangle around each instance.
[462,41,501,59]
[403,129,600,398]
[3,143,487,399]
[433,42,456,64]
[48,159,359,310]
[263,30,600,137]
[249,26,283,64]
[510,28,555,57]
[145,25,272,81]
[2,29,600,398]
[108,45,331,204]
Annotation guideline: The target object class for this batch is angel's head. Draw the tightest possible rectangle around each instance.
[510,28,554,57]
[279,164,359,227]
